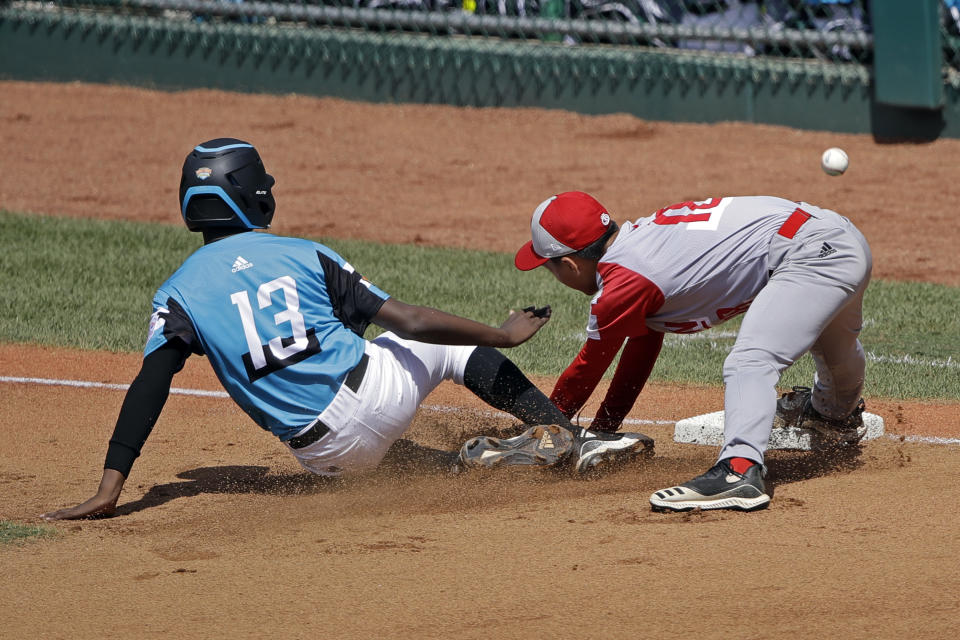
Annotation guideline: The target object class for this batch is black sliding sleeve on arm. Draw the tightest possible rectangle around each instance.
[103,342,190,477]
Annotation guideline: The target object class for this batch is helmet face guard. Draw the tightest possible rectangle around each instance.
[179,139,276,232]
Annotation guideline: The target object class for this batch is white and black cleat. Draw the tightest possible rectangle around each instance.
[572,428,655,475]
[650,459,770,512]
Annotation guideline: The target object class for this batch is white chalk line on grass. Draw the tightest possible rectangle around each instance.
[864,353,959,370]
[3,375,957,446]
[663,334,960,371]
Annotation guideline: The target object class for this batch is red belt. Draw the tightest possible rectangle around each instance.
[777,208,811,239]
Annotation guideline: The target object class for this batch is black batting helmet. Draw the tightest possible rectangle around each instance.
[179,138,276,232]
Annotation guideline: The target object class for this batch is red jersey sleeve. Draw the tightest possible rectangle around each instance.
[550,335,624,419]
[550,262,664,421]
[590,332,664,432]
[587,262,665,341]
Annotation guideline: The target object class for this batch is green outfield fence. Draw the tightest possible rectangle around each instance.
[2,0,959,138]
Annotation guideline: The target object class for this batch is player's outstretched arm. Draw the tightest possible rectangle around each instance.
[41,343,188,521]
[373,298,550,348]
[41,469,125,520]
[589,332,665,432]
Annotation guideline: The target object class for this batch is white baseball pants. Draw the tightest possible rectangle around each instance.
[286,332,476,475]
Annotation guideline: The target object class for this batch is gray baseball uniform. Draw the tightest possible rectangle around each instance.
[550,196,872,463]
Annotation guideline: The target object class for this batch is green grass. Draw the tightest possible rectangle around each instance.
[0,520,57,546]
[0,211,197,351]
[2,210,958,400]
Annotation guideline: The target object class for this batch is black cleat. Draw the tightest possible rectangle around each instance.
[773,386,866,445]
[650,459,770,512]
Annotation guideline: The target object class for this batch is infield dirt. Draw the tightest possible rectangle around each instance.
[1,81,958,639]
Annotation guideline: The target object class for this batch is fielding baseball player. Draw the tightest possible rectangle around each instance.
[42,141,652,521]
[514,191,872,512]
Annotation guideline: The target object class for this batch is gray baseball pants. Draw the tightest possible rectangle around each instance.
[719,204,873,463]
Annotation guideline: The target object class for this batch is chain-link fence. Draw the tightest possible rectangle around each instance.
[7,0,879,63]
[943,0,960,84]
[2,0,958,134]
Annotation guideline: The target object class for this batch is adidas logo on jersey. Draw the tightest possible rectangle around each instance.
[818,242,837,258]
[232,256,254,273]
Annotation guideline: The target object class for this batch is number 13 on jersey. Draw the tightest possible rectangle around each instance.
[230,275,321,382]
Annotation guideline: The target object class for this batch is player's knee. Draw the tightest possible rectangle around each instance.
[722,349,785,380]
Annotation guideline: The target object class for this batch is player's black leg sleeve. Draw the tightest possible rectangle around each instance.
[462,347,575,433]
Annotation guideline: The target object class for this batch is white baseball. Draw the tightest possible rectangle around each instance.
[821,147,849,176]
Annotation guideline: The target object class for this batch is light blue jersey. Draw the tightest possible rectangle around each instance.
[144,231,389,439]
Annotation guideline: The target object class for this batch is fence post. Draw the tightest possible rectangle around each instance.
[870,0,942,108]
[540,0,565,42]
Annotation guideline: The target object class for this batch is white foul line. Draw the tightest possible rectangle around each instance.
[2,375,957,445]
[0,375,230,398]
[886,434,960,446]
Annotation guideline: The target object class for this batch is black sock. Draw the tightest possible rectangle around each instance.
[462,347,575,434]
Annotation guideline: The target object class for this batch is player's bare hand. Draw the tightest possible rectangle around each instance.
[41,468,125,521]
[500,305,551,346]
[41,495,118,521]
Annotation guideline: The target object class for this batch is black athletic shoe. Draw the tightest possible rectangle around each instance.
[458,424,574,470]
[773,386,866,444]
[572,428,654,474]
[649,459,770,512]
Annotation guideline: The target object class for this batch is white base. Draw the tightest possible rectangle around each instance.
[674,411,885,450]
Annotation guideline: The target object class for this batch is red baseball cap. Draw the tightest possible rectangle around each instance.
[514,191,613,271]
